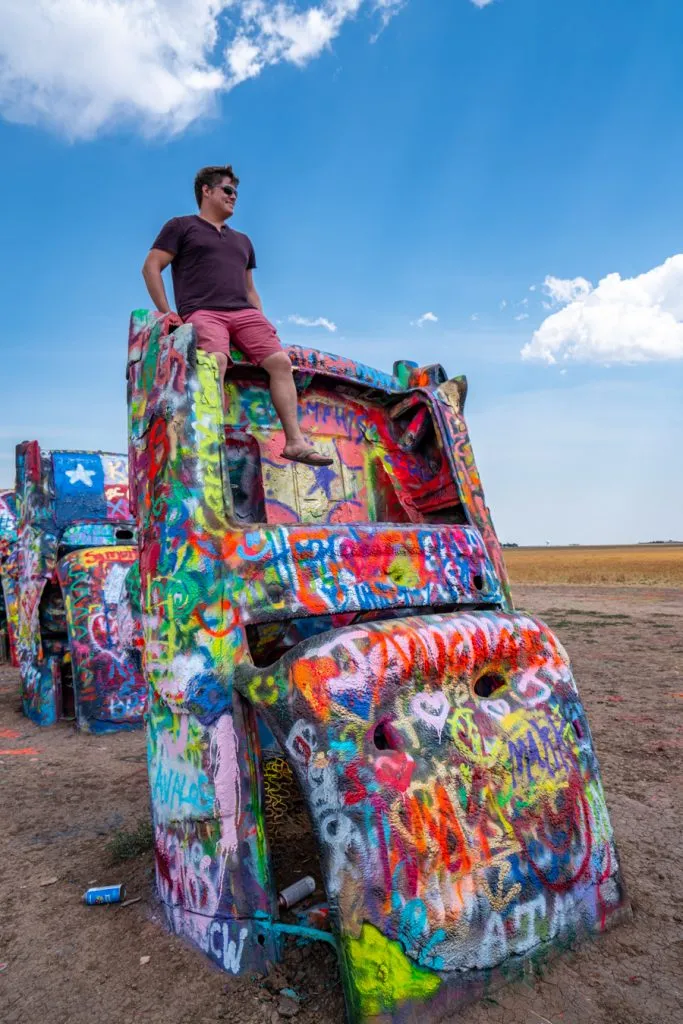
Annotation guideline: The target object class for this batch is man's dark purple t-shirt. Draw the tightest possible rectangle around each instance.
[152,215,256,319]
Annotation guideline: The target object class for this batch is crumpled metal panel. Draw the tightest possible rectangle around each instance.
[235,611,628,1020]
[57,547,145,732]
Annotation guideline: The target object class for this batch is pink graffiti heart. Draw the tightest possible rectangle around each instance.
[375,752,415,793]
[410,692,450,738]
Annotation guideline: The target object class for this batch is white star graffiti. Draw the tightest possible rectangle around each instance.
[65,463,96,487]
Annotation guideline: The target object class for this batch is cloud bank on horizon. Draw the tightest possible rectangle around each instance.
[523,254,683,365]
[0,0,492,139]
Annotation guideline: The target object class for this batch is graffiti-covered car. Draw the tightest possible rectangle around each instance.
[0,489,19,665]
[15,441,145,731]
[127,310,629,1022]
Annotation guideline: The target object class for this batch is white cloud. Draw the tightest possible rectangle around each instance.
[470,314,480,322]
[543,275,593,306]
[412,311,439,327]
[522,255,683,364]
[514,313,529,321]
[499,300,508,310]
[288,314,337,332]
[226,1,368,86]
[0,0,403,138]
[369,0,406,39]
[470,0,495,7]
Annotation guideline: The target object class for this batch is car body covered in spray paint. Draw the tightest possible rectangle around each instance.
[14,441,145,731]
[0,489,19,666]
[127,310,628,1022]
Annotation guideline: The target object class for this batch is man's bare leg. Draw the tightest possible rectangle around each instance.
[214,352,229,412]
[261,351,332,465]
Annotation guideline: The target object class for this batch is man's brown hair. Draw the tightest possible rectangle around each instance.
[194,165,240,208]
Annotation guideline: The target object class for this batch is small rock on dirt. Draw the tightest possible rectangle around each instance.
[265,968,288,993]
[277,996,300,1018]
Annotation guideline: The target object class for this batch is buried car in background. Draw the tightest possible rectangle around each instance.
[0,489,19,665]
[14,441,145,731]
[127,310,629,1022]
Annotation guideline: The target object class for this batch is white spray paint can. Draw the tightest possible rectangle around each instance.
[278,876,316,909]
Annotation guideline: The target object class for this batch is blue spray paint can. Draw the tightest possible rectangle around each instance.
[83,884,126,905]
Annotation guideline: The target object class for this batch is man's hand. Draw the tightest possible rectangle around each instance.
[142,248,175,314]
[164,312,184,331]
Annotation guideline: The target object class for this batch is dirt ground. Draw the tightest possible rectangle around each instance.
[1,584,682,1024]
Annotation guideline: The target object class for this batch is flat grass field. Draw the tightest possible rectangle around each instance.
[503,543,683,587]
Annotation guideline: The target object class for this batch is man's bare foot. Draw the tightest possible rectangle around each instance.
[281,443,333,467]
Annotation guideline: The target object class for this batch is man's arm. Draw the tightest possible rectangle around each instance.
[245,270,263,313]
[142,248,175,314]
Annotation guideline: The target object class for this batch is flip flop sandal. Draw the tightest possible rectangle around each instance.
[281,450,334,467]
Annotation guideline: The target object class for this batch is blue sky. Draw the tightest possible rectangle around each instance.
[1,0,681,544]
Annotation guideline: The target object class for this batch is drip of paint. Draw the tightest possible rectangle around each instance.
[211,714,240,855]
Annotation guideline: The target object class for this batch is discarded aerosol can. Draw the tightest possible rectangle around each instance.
[278,876,316,910]
[83,884,126,905]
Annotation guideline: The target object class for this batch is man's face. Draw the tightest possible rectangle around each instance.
[204,177,238,219]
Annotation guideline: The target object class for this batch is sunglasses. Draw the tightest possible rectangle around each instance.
[217,185,238,198]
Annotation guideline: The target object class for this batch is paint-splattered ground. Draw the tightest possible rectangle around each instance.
[1,585,682,1024]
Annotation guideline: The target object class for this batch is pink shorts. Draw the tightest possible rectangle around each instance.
[185,308,283,366]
